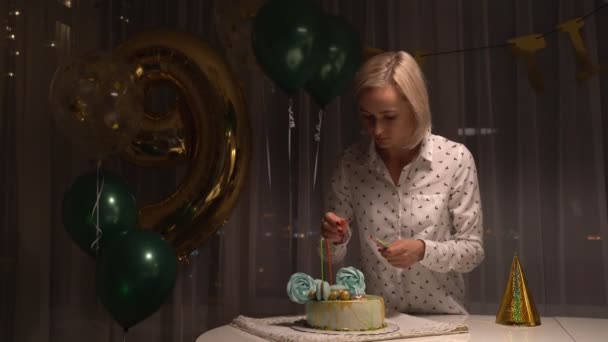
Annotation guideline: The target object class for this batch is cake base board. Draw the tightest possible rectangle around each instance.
[291,320,400,336]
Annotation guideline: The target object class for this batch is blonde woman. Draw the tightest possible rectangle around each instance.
[321,51,485,314]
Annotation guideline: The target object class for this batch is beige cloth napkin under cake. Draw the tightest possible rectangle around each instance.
[231,313,469,342]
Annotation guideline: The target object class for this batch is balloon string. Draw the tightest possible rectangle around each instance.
[287,98,295,162]
[122,330,127,342]
[266,136,272,189]
[262,80,272,189]
[90,160,105,252]
[313,109,323,190]
[288,97,295,258]
[314,109,323,142]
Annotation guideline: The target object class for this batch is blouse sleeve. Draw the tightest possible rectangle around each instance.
[325,155,355,264]
[419,145,485,273]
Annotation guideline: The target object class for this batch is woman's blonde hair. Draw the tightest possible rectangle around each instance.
[354,51,431,149]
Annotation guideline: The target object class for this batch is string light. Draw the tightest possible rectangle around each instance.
[6,2,21,83]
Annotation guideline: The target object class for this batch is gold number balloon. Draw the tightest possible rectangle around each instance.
[115,29,251,260]
[49,52,144,160]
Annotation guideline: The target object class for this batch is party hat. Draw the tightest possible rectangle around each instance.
[496,254,541,326]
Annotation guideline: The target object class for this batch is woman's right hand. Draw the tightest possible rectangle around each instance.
[322,212,349,244]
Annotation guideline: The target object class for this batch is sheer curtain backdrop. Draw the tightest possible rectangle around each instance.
[1,0,608,341]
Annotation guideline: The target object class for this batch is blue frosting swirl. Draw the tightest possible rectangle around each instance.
[336,267,366,296]
[286,273,316,304]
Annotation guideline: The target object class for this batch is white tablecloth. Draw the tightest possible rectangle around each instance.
[197,314,608,342]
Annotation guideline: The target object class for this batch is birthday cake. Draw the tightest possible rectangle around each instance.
[287,267,386,331]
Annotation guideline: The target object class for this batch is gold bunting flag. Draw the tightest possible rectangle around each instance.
[413,50,429,67]
[507,34,547,92]
[496,254,541,327]
[558,18,601,81]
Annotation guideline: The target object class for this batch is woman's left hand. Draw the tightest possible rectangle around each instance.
[380,239,426,269]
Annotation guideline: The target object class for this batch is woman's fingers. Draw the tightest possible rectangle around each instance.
[322,230,343,242]
[321,221,344,243]
[322,221,340,234]
[321,222,344,242]
[382,240,408,257]
[381,243,419,268]
[323,214,347,235]
[385,254,406,263]
[325,212,346,228]
[321,212,349,243]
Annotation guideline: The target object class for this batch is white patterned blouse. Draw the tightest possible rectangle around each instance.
[327,133,485,314]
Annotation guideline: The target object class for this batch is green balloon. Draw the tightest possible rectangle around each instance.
[252,0,323,94]
[305,15,362,108]
[62,170,137,257]
[96,230,178,331]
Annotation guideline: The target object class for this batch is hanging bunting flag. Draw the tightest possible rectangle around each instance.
[558,18,601,81]
[413,50,429,67]
[507,34,547,92]
[354,4,607,91]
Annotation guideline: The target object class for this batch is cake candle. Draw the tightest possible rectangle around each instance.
[325,238,333,285]
[320,237,324,283]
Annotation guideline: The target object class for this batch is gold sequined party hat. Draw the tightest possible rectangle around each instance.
[496,253,541,327]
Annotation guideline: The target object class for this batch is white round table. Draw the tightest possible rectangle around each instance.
[197,315,608,342]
